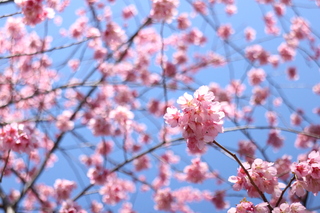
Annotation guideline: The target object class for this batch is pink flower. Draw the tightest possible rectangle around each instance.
[313,83,320,95]
[269,55,280,68]
[172,186,202,211]
[291,113,302,126]
[267,130,284,150]
[204,190,229,210]
[272,203,290,213]
[265,111,278,126]
[56,111,74,132]
[291,180,307,197]
[54,179,77,201]
[274,155,292,180]
[183,158,209,183]
[228,199,268,213]
[238,140,256,163]
[15,0,55,26]
[229,159,279,197]
[286,66,299,80]
[274,3,286,16]
[278,43,296,62]
[87,166,109,185]
[244,27,256,41]
[217,24,234,40]
[109,106,134,124]
[68,59,80,72]
[0,123,38,153]
[291,162,311,178]
[226,80,246,96]
[119,202,136,213]
[193,85,215,102]
[247,68,266,86]
[173,50,188,64]
[289,202,306,212]
[177,13,190,30]
[165,86,224,152]
[88,116,113,136]
[122,5,137,19]
[163,106,181,127]
[291,17,311,40]
[245,45,270,65]
[193,1,207,14]
[69,16,88,39]
[225,4,237,15]
[95,140,113,155]
[133,155,151,171]
[184,28,207,45]
[59,200,86,213]
[103,22,126,50]
[91,201,103,213]
[99,174,135,205]
[154,188,173,210]
[93,47,107,61]
[150,0,179,23]
[251,87,269,105]
[272,202,306,213]
[264,12,280,35]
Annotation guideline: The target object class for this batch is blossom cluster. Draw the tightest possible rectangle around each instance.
[228,199,269,213]
[15,0,55,26]
[150,0,179,23]
[291,151,320,196]
[228,199,306,213]
[0,123,38,153]
[228,158,282,198]
[164,86,225,153]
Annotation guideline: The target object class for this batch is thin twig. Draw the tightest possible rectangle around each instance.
[0,150,11,183]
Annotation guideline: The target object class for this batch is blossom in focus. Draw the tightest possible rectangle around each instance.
[164,86,225,153]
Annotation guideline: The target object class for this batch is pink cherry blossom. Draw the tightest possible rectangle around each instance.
[0,123,38,153]
[251,87,269,105]
[274,3,286,16]
[203,190,229,210]
[217,24,234,40]
[54,179,77,201]
[286,66,299,80]
[177,13,191,30]
[183,158,210,183]
[99,174,135,205]
[154,188,174,210]
[313,83,320,95]
[193,1,207,14]
[238,140,256,163]
[164,86,224,151]
[56,110,74,131]
[245,44,270,65]
[267,130,285,150]
[278,43,296,62]
[247,68,266,86]
[15,0,55,26]
[244,27,256,41]
[229,159,280,197]
[225,4,237,15]
[122,4,137,19]
[150,0,179,23]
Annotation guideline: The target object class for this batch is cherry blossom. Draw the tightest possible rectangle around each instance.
[150,0,179,23]
[164,86,225,151]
